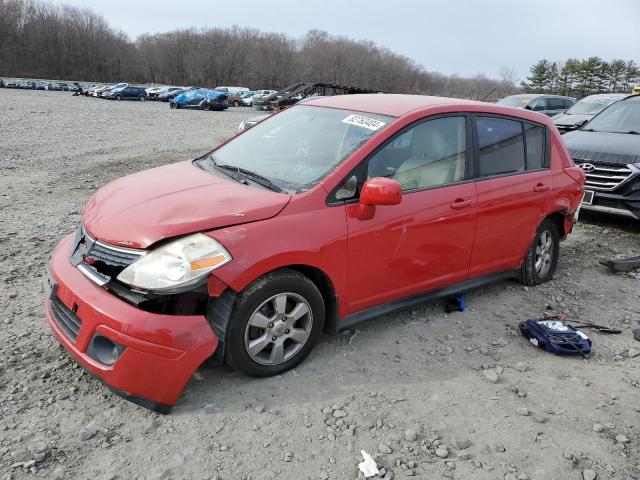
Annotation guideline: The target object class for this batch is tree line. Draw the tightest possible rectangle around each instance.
[521,57,639,98]
[0,0,518,100]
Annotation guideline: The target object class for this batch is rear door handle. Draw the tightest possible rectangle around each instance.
[450,198,473,210]
[534,183,550,192]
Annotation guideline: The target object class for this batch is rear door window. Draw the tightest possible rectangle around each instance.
[548,98,565,110]
[475,116,526,176]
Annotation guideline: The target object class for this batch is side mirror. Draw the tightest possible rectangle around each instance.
[354,177,402,220]
[575,119,589,129]
[360,177,402,205]
[524,104,532,110]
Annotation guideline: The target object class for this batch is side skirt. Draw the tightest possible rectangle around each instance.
[334,269,519,333]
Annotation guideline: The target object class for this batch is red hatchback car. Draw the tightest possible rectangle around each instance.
[45,94,585,412]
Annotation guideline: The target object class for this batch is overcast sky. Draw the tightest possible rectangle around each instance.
[65,0,639,81]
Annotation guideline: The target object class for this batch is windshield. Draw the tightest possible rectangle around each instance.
[583,98,640,134]
[497,95,535,108]
[199,105,393,193]
[566,97,619,116]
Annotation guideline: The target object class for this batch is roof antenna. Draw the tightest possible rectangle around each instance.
[481,88,497,102]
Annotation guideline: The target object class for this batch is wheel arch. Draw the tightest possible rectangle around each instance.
[206,263,340,365]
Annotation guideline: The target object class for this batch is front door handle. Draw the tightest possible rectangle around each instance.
[534,183,550,193]
[450,198,473,210]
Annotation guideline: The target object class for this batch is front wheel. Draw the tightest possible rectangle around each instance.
[139,95,146,101]
[232,100,240,107]
[115,94,122,101]
[201,102,211,111]
[225,270,325,377]
[519,218,560,286]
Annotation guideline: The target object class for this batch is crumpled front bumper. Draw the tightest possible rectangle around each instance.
[44,235,218,412]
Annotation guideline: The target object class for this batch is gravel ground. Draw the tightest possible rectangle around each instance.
[1,89,639,480]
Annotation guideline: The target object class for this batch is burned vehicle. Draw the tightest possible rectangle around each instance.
[553,93,628,134]
[169,89,229,111]
[44,94,584,413]
[563,94,640,219]
[252,82,378,111]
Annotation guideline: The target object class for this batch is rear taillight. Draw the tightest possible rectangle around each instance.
[564,166,586,185]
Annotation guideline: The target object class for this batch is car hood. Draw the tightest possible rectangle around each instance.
[83,161,291,249]
[553,113,592,127]
[563,130,640,166]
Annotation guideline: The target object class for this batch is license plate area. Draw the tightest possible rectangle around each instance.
[582,190,594,205]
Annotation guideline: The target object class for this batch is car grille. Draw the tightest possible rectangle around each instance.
[50,289,82,342]
[574,161,635,191]
[72,226,144,268]
[86,238,144,267]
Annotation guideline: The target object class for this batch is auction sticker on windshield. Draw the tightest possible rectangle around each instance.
[342,114,386,131]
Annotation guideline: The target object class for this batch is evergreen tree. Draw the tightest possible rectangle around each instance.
[522,59,552,93]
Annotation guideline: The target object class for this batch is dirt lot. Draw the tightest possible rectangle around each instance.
[1,89,639,480]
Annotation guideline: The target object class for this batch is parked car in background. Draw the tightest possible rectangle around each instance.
[553,94,628,134]
[147,86,182,100]
[157,88,188,102]
[145,85,166,99]
[242,90,277,107]
[253,83,378,111]
[44,94,583,412]
[103,85,147,101]
[227,93,245,107]
[169,89,229,111]
[497,94,576,117]
[563,94,640,220]
[215,86,250,95]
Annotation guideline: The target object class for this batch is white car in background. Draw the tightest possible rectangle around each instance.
[242,89,277,106]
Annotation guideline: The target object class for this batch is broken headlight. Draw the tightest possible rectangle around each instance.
[116,233,231,293]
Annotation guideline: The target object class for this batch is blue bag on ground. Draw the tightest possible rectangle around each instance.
[519,320,591,355]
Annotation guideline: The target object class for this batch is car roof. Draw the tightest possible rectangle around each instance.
[580,93,630,101]
[303,94,490,117]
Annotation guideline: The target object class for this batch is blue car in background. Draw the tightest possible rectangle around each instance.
[169,89,228,111]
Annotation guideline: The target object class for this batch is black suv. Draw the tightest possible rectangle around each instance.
[563,95,640,220]
[497,94,576,117]
[104,86,147,101]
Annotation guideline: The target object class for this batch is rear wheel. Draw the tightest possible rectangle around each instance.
[139,95,146,101]
[201,102,211,111]
[225,270,325,377]
[233,100,240,107]
[519,218,560,286]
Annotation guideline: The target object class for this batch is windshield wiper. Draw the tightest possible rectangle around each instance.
[625,130,640,135]
[211,157,283,192]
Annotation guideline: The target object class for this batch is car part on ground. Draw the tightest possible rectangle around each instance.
[45,94,584,412]
[553,93,629,134]
[599,255,640,272]
[520,319,591,356]
[563,94,640,220]
[497,94,576,117]
[252,82,379,111]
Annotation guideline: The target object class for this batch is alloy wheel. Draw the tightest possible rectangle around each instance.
[244,292,313,366]
[535,229,554,277]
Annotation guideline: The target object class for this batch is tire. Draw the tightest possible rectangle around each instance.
[115,94,122,101]
[170,103,176,109]
[225,269,325,377]
[519,218,560,286]
[139,95,146,101]
[201,102,211,111]
[233,100,240,107]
